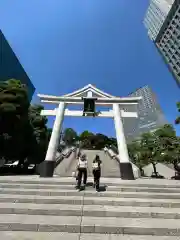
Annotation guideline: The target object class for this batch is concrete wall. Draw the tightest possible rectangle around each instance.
[143,163,175,179]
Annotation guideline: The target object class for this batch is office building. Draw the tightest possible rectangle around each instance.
[144,0,180,87]
[0,30,35,100]
[144,0,175,40]
[124,86,167,142]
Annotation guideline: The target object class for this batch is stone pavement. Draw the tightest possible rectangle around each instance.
[0,176,180,239]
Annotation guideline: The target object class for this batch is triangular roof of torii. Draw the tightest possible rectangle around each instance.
[63,84,116,98]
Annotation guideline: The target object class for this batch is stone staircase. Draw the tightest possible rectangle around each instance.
[0,176,180,239]
[83,150,121,178]
[55,149,121,177]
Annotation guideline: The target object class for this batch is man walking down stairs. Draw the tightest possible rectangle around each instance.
[0,176,180,239]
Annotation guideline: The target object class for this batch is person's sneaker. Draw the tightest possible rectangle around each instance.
[96,185,100,192]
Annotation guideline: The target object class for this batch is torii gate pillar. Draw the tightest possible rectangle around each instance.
[113,103,134,179]
[40,102,66,177]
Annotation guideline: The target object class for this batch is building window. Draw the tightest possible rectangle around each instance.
[173,65,178,72]
[172,55,176,60]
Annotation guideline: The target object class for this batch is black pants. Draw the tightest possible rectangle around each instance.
[77,168,87,187]
[93,170,101,189]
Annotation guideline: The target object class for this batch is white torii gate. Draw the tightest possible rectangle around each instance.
[38,84,141,180]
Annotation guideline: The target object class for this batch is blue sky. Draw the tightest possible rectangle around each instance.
[0,0,179,136]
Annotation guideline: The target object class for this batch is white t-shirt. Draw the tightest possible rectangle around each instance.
[92,162,99,169]
[78,159,87,169]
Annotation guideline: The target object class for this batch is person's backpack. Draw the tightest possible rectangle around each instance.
[92,161,99,170]
[78,159,87,169]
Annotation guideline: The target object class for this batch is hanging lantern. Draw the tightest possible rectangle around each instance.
[83,97,97,116]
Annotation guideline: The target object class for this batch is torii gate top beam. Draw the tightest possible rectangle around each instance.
[38,95,141,106]
[37,84,142,106]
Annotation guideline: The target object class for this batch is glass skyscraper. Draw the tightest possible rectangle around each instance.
[0,30,35,100]
[144,0,180,87]
[144,0,175,40]
[124,86,167,142]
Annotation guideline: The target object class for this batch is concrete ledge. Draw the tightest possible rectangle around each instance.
[0,203,180,219]
[39,161,55,178]
[0,194,180,208]
[2,188,180,199]
[0,194,84,205]
[0,223,179,235]
[120,162,134,180]
[80,234,180,240]
[0,176,180,188]
[81,216,180,235]
[0,232,79,240]
[0,223,80,233]
[1,232,180,240]
[0,215,179,235]
[1,183,180,193]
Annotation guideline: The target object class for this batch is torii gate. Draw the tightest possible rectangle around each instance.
[38,84,141,180]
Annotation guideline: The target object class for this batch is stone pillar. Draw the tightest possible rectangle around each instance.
[113,103,134,180]
[40,102,66,177]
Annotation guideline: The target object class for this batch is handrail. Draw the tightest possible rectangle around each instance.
[55,146,76,168]
[104,146,141,179]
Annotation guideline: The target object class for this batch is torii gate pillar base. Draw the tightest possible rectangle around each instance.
[40,161,55,178]
[120,162,134,180]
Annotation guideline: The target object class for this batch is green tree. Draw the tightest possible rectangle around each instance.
[0,79,30,163]
[140,132,162,177]
[79,131,93,140]
[128,140,148,175]
[47,128,52,142]
[154,124,180,173]
[107,137,117,147]
[136,124,179,178]
[79,131,94,149]
[63,128,77,145]
[175,102,180,124]
[0,79,52,172]
[92,133,109,149]
[78,131,117,149]
[27,104,49,165]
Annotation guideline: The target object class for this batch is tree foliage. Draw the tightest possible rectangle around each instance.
[61,128,117,150]
[128,140,148,175]
[128,124,180,177]
[175,102,180,124]
[0,79,30,162]
[63,128,77,145]
[0,79,50,167]
[27,105,49,164]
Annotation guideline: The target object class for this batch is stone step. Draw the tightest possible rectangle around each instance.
[1,188,180,199]
[1,232,180,240]
[0,194,180,208]
[0,203,180,219]
[2,183,180,193]
[0,214,179,235]
[0,232,79,240]
[0,177,180,188]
